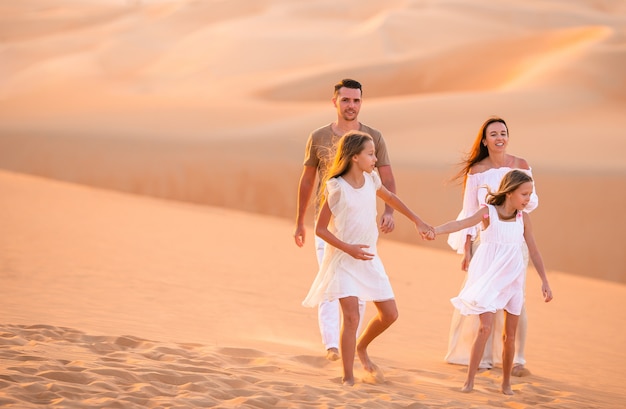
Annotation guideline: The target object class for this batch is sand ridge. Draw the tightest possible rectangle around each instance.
[0,323,609,409]
[1,0,625,281]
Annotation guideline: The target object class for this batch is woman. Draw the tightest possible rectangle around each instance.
[446,116,538,376]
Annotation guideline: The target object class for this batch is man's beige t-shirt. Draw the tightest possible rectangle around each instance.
[302,123,391,215]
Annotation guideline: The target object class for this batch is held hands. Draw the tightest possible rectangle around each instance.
[347,244,374,260]
[423,229,436,241]
[417,221,436,241]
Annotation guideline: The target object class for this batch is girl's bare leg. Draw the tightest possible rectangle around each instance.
[338,296,360,386]
[512,304,530,376]
[463,312,495,393]
[501,311,520,395]
[356,299,398,373]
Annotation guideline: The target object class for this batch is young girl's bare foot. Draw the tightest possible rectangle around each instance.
[357,348,385,383]
[461,381,474,393]
[501,383,514,395]
[342,377,355,387]
[357,347,375,373]
[362,367,385,384]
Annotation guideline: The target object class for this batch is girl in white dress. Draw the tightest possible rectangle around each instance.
[302,130,432,386]
[431,170,553,395]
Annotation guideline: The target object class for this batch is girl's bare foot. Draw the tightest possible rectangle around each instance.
[357,347,375,373]
[342,377,355,386]
[356,347,385,383]
[362,366,385,384]
[461,381,474,393]
[501,383,514,395]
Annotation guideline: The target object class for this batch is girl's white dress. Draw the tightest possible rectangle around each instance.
[302,171,394,307]
[451,205,526,316]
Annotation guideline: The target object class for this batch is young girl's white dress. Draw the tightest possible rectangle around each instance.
[302,171,394,307]
[451,204,526,316]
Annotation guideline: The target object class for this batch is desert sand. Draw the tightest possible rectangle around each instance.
[1,0,625,408]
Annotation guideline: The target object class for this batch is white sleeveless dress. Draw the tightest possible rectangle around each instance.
[451,205,526,316]
[302,171,394,307]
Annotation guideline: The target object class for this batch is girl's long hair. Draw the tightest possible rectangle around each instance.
[486,169,533,206]
[319,130,373,206]
[453,116,509,187]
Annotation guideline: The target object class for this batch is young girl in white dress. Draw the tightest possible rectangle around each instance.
[302,130,433,386]
[431,169,553,395]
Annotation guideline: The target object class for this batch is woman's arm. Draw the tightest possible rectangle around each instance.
[447,173,481,253]
[461,235,473,271]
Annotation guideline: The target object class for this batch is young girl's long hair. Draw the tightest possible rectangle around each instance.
[319,130,373,206]
[486,169,533,206]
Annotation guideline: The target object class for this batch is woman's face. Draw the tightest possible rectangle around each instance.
[483,122,508,154]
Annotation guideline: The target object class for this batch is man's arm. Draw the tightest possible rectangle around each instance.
[294,166,317,247]
[377,164,396,233]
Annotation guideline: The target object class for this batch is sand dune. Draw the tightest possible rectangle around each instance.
[1,1,626,407]
[1,0,625,282]
[260,26,613,99]
[1,170,625,408]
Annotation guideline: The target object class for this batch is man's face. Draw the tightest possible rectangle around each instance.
[333,87,362,122]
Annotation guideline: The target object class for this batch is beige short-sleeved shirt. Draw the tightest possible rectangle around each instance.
[302,123,391,214]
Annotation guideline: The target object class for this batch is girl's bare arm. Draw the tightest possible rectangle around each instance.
[523,213,553,302]
[377,185,431,234]
[315,201,373,260]
[435,207,488,236]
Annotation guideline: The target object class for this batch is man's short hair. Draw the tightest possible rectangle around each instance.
[334,79,362,97]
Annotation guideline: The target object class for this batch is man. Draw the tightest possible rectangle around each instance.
[294,79,397,361]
